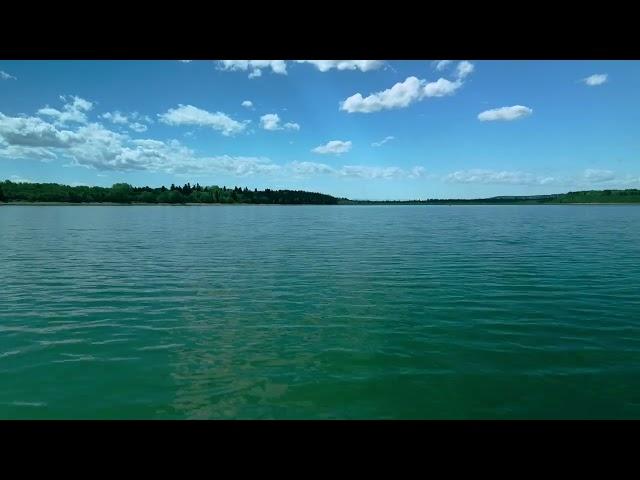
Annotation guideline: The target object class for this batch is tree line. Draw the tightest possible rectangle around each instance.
[0,181,338,205]
[2,180,640,205]
[338,189,640,205]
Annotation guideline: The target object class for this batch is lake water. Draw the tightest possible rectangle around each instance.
[1,205,639,419]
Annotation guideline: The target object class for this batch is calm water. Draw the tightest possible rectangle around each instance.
[1,205,639,419]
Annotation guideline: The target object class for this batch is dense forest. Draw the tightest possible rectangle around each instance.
[1,180,640,205]
[0,181,338,205]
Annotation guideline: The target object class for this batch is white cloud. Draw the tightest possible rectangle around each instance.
[0,113,77,148]
[0,107,279,176]
[456,61,474,79]
[478,105,533,122]
[583,73,608,86]
[1,71,17,80]
[295,60,383,72]
[290,161,335,176]
[290,161,427,180]
[371,136,395,147]
[218,60,287,78]
[283,122,300,131]
[178,60,192,63]
[445,169,555,185]
[339,165,406,180]
[260,113,300,131]
[241,100,253,109]
[583,169,615,183]
[129,122,148,133]
[312,140,352,155]
[101,111,150,133]
[9,175,33,183]
[101,111,129,125]
[340,77,424,113]
[159,104,247,136]
[340,75,464,113]
[423,78,462,97]
[37,95,94,124]
[434,60,453,71]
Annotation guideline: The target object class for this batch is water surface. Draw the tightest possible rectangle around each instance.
[1,205,639,419]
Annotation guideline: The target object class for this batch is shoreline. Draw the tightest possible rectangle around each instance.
[2,201,640,207]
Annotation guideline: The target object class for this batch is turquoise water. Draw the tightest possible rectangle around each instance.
[1,205,639,419]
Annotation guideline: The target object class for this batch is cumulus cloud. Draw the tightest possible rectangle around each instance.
[0,113,78,148]
[241,100,253,109]
[456,61,474,79]
[218,60,287,78]
[37,95,94,124]
[582,73,608,86]
[478,105,533,122]
[1,71,17,80]
[312,140,352,155]
[0,107,431,183]
[434,60,452,71]
[295,60,383,72]
[445,169,556,185]
[259,113,300,131]
[371,136,395,147]
[423,78,462,97]
[340,74,465,113]
[0,108,269,175]
[158,104,247,136]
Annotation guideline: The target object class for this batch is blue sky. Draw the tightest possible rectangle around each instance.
[1,60,639,199]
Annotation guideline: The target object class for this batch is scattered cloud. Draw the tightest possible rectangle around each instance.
[129,122,148,133]
[445,169,556,185]
[478,105,533,122]
[241,100,253,109]
[37,95,94,124]
[1,71,17,80]
[582,169,616,183]
[9,175,33,183]
[290,161,426,180]
[582,73,608,86]
[371,136,395,147]
[178,60,192,63]
[295,60,383,72]
[290,161,336,176]
[259,113,300,131]
[217,60,287,78]
[101,111,151,132]
[340,73,466,114]
[101,111,129,125]
[312,140,352,155]
[434,60,453,71]
[456,61,474,79]
[158,104,247,136]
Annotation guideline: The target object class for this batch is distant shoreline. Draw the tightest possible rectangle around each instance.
[2,201,640,207]
[2,181,640,205]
